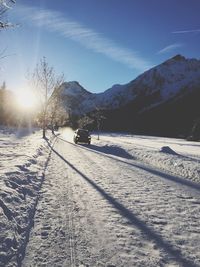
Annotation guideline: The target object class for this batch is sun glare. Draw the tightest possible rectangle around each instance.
[16,89,37,110]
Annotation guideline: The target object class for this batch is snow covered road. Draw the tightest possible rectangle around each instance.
[22,133,200,267]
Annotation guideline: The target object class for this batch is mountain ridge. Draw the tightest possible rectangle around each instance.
[55,54,200,138]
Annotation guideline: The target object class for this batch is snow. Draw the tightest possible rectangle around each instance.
[60,81,91,97]
[0,127,200,266]
[0,127,51,266]
[154,57,200,100]
[95,132,200,183]
[61,56,200,116]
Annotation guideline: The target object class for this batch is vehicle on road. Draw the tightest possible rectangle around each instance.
[73,129,91,144]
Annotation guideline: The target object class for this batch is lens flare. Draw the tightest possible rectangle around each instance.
[16,89,37,110]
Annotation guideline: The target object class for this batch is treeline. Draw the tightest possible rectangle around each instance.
[0,82,38,127]
[0,82,18,125]
[0,81,67,129]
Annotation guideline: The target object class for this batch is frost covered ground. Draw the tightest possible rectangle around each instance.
[0,127,51,266]
[94,132,200,183]
[0,127,200,266]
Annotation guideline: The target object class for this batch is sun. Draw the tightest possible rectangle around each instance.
[16,89,37,110]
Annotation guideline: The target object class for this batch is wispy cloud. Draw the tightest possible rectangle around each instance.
[16,5,152,72]
[158,43,183,54]
[172,29,200,34]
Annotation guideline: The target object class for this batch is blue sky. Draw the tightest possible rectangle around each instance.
[1,0,200,93]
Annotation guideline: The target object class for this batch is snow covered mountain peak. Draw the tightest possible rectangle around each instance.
[165,54,186,63]
[59,81,91,97]
[131,54,200,100]
[55,55,200,118]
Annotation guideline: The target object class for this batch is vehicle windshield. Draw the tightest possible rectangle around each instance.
[78,129,89,135]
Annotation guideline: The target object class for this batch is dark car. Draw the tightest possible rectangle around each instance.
[73,129,91,144]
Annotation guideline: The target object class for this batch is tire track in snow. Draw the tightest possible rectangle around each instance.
[55,140,167,266]
[23,136,200,267]
[56,140,120,266]
[67,166,76,267]
[22,138,73,266]
[58,138,200,267]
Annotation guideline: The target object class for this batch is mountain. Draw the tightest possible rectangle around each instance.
[55,81,92,114]
[56,55,200,138]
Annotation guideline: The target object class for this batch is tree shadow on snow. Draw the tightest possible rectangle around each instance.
[46,140,199,267]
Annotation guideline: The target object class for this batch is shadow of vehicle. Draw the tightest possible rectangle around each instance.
[81,143,135,160]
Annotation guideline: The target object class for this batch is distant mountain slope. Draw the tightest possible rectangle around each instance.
[55,81,92,115]
[55,55,200,137]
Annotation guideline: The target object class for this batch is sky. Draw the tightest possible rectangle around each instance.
[0,0,200,94]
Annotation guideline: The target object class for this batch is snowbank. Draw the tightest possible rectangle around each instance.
[0,127,53,266]
[92,133,200,184]
[133,145,200,183]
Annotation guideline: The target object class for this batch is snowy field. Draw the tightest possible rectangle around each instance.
[92,132,200,183]
[0,127,200,266]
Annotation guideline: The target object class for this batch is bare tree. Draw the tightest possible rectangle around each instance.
[31,57,64,138]
[78,114,94,129]
[78,108,106,140]
[0,0,16,29]
[94,108,106,140]
[47,90,66,134]
[0,1,17,61]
